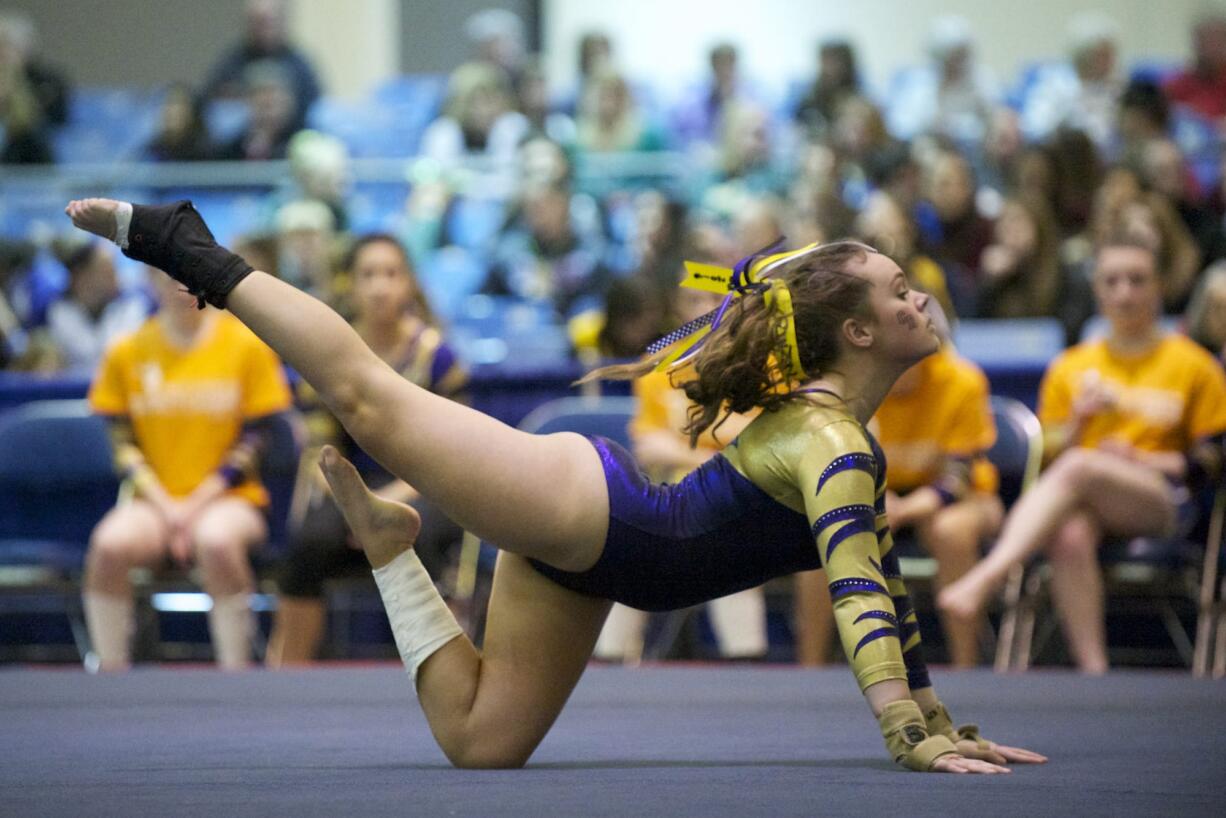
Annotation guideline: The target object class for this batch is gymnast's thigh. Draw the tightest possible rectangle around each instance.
[471,553,613,744]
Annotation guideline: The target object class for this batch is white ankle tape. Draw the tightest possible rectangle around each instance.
[372,549,463,683]
[113,202,133,249]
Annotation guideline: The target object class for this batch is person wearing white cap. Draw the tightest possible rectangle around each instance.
[1020,13,1123,152]
[886,15,1001,146]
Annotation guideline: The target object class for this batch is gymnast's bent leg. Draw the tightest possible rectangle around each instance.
[66,198,610,574]
[322,448,610,768]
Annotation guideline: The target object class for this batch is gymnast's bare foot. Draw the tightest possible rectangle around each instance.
[936,575,991,622]
[65,198,124,241]
[319,445,421,570]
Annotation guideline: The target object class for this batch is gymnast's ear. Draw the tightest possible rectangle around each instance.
[841,315,874,350]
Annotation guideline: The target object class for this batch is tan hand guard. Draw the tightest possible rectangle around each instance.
[923,701,960,743]
[878,699,959,771]
[924,701,993,751]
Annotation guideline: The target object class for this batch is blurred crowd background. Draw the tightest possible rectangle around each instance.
[1,0,1224,669]
[1,0,1224,374]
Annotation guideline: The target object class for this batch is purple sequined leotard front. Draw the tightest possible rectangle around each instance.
[527,435,816,611]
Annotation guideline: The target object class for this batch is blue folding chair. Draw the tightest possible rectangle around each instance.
[0,400,119,660]
[0,400,118,575]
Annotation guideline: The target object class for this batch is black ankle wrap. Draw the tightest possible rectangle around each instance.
[122,200,254,309]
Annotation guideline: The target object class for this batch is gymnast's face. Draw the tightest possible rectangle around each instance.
[846,251,939,364]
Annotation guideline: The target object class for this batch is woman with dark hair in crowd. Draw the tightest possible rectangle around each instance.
[68,196,1046,773]
[794,39,862,138]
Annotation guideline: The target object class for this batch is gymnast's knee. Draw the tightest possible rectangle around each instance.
[442,735,534,770]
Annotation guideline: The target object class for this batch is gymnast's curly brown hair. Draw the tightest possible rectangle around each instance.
[587,240,877,444]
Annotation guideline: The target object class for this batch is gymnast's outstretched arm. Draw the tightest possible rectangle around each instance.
[794,420,1044,771]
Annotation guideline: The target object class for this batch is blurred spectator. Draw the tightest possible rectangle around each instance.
[1009,144,1059,212]
[45,239,148,374]
[0,16,51,164]
[788,141,857,241]
[570,274,668,363]
[1087,166,1201,311]
[699,105,787,226]
[559,31,614,116]
[483,183,610,318]
[715,103,782,192]
[203,0,321,131]
[0,241,33,368]
[516,60,576,146]
[144,84,214,162]
[1020,13,1122,151]
[976,196,1065,320]
[1163,10,1226,122]
[940,238,1226,674]
[980,108,1025,196]
[1047,126,1104,238]
[887,15,1000,145]
[83,267,293,671]
[575,69,664,154]
[629,190,689,294]
[0,11,68,126]
[274,199,338,301]
[828,95,895,184]
[280,129,351,231]
[420,61,529,176]
[793,39,863,139]
[0,10,66,126]
[1138,137,1225,263]
[465,7,528,88]
[267,234,466,666]
[856,190,956,320]
[866,140,923,213]
[1118,80,1171,158]
[730,195,786,257]
[917,149,996,312]
[1184,261,1226,361]
[672,42,759,148]
[214,61,299,161]
[232,232,279,280]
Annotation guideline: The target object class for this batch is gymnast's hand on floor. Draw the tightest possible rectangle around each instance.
[319,444,421,570]
[923,701,1048,766]
[928,754,1010,774]
[954,731,1048,766]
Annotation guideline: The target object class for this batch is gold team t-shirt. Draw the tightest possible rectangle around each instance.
[1039,334,1226,454]
[89,313,293,506]
[869,348,999,495]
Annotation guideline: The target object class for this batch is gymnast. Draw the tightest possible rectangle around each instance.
[66,197,1045,773]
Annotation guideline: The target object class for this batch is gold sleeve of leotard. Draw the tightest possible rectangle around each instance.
[793,421,908,691]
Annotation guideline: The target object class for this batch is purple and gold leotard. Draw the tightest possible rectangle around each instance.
[529,397,930,693]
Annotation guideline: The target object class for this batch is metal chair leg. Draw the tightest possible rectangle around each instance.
[994,564,1025,672]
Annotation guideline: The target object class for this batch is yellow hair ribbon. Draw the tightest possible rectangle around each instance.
[652,324,713,372]
[652,241,822,376]
[680,261,733,294]
[763,279,806,381]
